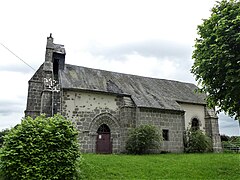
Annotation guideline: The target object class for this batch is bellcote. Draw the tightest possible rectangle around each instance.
[43,34,66,72]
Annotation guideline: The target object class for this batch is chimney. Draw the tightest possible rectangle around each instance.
[43,34,66,71]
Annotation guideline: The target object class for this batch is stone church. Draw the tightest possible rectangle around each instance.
[25,35,222,153]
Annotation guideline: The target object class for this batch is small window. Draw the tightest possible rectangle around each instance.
[191,118,200,131]
[162,129,169,141]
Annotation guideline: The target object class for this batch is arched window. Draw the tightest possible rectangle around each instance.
[97,124,110,134]
[191,118,200,131]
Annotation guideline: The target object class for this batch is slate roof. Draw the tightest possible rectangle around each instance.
[59,64,206,111]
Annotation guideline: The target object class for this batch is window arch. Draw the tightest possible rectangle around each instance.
[191,118,200,131]
[97,124,110,134]
[89,112,120,134]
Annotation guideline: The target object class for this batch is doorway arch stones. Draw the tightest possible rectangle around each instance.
[89,113,121,153]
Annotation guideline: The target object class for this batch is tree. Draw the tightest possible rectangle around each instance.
[126,125,162,154]
[0,114,81,180]
[220,134,230,142]
[191,0,240,120]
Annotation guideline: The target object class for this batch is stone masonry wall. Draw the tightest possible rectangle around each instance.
[205,108,222,152]
[119,106,136,152]
[137,108,185,153]
[25,64,61,119]
[61,90,186,153]
[25,65,44,118]
[62,90,128,153]
[210,118,222,152]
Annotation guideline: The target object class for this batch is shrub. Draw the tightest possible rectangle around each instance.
[0,114,81,180]
[222,136,240,153]
[0,129,9,148]
[184,129,212,153]
[220,134,230,142]
[126,125,162,154]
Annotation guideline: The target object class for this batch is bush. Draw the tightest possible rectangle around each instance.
[184,129,212,153]
[222,136,240,153]
[0,129,9,148]
[220,134,230,142]
[126,125,162,154]
[0,114,81,180]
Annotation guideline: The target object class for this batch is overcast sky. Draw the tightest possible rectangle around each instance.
[0,0,239,136]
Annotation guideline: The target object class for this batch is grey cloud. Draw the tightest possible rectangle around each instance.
[89,39,192,61]
[218,113,239,136]
[0,113,23,130]
[0,100,25,116]
[88,40,195,83]
[222,124,238,128]
[219,113,236,127]
[0,64,36,74]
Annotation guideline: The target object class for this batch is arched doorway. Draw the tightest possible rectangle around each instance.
[96,124,112,154]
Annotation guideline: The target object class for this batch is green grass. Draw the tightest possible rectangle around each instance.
[80,153,240,179]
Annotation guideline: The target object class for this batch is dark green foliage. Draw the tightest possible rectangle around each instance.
[0,129,9,147]
[184,129,212,153]
[0,114,81,180]
[220,134,231,142]
[126,125,162,154]
[221,136,240,153]
[191,0,240,120]
[229,136,240,144]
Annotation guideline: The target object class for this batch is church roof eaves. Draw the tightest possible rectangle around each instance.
[59,64,206,111]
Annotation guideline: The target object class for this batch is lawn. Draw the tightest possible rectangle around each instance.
[80,153,240,179]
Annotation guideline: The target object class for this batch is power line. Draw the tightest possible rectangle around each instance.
[0,43,36,71]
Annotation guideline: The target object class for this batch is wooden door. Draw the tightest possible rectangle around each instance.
[96,133,112,153]
[96,124,112,154]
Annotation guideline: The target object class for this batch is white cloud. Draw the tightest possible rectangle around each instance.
[0,72,31,100]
